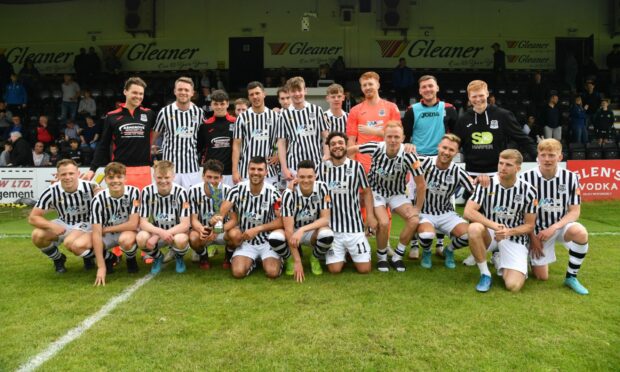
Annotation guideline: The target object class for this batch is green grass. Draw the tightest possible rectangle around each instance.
[1,202,619,371]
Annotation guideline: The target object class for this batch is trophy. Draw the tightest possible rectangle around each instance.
[208,183,224,234]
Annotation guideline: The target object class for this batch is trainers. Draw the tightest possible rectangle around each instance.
[83,257,95,271]
[377,260,390,272]
[141,251,153,265]
[175,255,186,273]
[310,255,323,275]
[421,250,432,269]
[126,257,139,273]
[444,249,456,269]
[163,249,176,263]
[491,251,500,268]
[54,253,67,273]
[199,256,211,270]
[150,255,164,275]
[564,277,589,295]
[408,247,419,260]
[191,251,201,263]
[285,256,295,276]
[476,274,492,292]
[462,254,476,266]
[390,258,406,272]
[104,254,118,274]
[435,244,444,258]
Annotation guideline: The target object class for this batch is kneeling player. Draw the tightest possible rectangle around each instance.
[417,134,475,269]
[188,160,241,270]
[464,150,537,293]
[136,161,191,274]
[280,160,333,282]
[29,159,97,273]
[521,139,590,295]
[92,162,141,286]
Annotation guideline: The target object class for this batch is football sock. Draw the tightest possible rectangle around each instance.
[121,244,138,259]
[268,231,290,259]
[41,243,62,260]
[477,261,491,277]
[419,231,435,253]
[448,234,469,251]
[566,241,588,278]
[392,243,407,261]
[313,229,334,258]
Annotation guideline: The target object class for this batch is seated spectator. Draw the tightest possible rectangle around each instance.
[64,119,80,141]
[4,73,27,117]
[55,133,69,154]
[0,141,11,166]
[48,143,60,166]
[36,115,54,146]
[0,100,12,138]
[8,131,33,166]
[77,89,97,118]
[5,114,23,140]
[79,116,100,150]
[32,141,50,166]
[523,115,544,144]
[63,138,83,165]
[570,96,588,144]
[593,98,615,145]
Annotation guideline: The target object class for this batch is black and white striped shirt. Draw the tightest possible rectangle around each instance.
[420,156,474,215]
[520,167,580,233]
[35,179,96,225]
[359,142,423,197]
[139,183,190,230]
[90,186,140,228]
[324,109,348,135]
[282,181,331,229]
[155,102,204,174]
[233,107,279,179]
[316,159,369,233]
[226,181,281,245]
[278,102,328,171]
[188,182,231,226]
[469,176,538,244]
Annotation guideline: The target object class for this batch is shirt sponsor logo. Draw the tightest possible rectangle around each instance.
[490,120,498,129]
[140,114,148,122]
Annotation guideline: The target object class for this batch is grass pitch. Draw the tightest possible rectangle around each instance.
[0,202,619,371]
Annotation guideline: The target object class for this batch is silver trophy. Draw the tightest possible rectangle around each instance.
[208,183,224,234]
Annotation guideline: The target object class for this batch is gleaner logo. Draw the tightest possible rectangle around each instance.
[377,39,484,59]
[99,45,129,59]
[507,55,551,64]
[269,43,289,55]
[376,40,410,57]
[269,42,342,56]
[506,40,550,49]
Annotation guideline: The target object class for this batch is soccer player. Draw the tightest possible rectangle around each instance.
[29,159,97,273]
[188,160,240,270]
[280,160,333,282]
[521,139,590,295]
[92,162,141,286]
[416,134,475,269]
[277,86,291,111]
[348,122,426,272]
[277,76,329,181]
[234,98,249,116]
[464,149,537,293]
[136,160,191,274]
[324,83,348,134]
[211,156,284,279]
[153,76,205,189]
[197,89,236,187]
[84,77,155,190]
[232,81,279,185]
[317,132,376,274]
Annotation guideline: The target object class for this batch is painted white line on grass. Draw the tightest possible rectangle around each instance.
[388,232,620,239]
[16,274,154,372]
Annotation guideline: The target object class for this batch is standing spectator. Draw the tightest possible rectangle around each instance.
[32,141,51,166]
[200,69,213,89]
[592,98,615,145]
[582,57,599,84]
[8,131,33,166]
[60,74,80,125]
[36,115,54,146]
[564,51,578,92]
[48,143,60,166]
[64,119,80,141]
[77,89,97,119]
[570,96,588,144]
[0,101,12,139]
[343,90,354,113]
[4,73,27,117]
[527,72,548,115]
[85,47,101,86]
[79,116,100,150]
[392,58,414,109]
[541,93,561,140]
[0,54,14,97]
[18,60,40,101]
[73,48,88,85]
[607,44,620,86]
[492,42,507,86]
[331,56,346,83]
[581,80,601,121]
[0,141,12,166]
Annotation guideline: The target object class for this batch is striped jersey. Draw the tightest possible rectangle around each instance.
[420,156,474,215]
[277,102,328,170]
[316,158,369,233]
[359,142,423,197]
[139,183,190,230]
[520,167,581,233]
[226,181,281,245]
[469,176,538,244]
[90,186,140,227]
[281,181,331,229]
[188,182,231,226]
[155,102,204,174]
[35,179,96,225]
[324,109,348,135]
[233,107,279,179]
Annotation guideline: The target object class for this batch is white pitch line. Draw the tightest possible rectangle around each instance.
[16,274,154,372]
[388,232,620,239]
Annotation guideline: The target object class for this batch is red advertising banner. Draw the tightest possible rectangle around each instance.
[567,160,620,201]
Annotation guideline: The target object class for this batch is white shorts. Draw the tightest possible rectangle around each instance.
[327,232,371,265]
[419,211,466,235]
[175,172,202,190]
[222,175,234,187]
[233,241,281,261]
[52,219,91,242]
[209,233,227,246]
[486,229,529,277]
[299,230,315,246]
[530,223,575,267]
[102,232,121,249]
[406,177,416,200]
[373,192,410,209]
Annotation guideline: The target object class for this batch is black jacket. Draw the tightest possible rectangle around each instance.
[10,137,34,166]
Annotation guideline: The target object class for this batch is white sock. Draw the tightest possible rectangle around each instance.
[477,261,491,277]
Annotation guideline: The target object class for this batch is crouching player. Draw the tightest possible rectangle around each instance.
[464,150,537,293]
[29,159,97,273]
[188,160,241,270]
[280,160,333,282]
[136,160,191,274]
[417,134,475,269]
[92,162,141,286]
[521,139,590,295]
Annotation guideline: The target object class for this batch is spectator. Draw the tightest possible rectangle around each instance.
[64,119,80,141]
[564,51,578,92]
[492,42,507,86]
[4,73,27,117]
[79,116,100,150]
[8,131,33,166]
[488,94,498,107]
[36,115,54,146]
[570,96,588,144]
[200,69,213,89]
[6,114,23,140]
[343,90,354,113]
[0,101,12,138]
[392,57,414,109]
[63,138,83,165]
[581,80,601,119]
[0,53,14,97]
[104,48,122,75]
[542,93,561,140]
[523,115,544,144]
[201,87,212,114]
[32,141,50,166]
[77,89,97,118]
[18,60,40,100]
[48,143,60,166]
[593,98,615,145]
[85,47,101,86]
[60,74,80,125]
[527,72,548,115]
[0,141,11,166]
[331,56,346,83]
[582,57,599,84]
[607,44,620,86]
[73,48,88,85]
